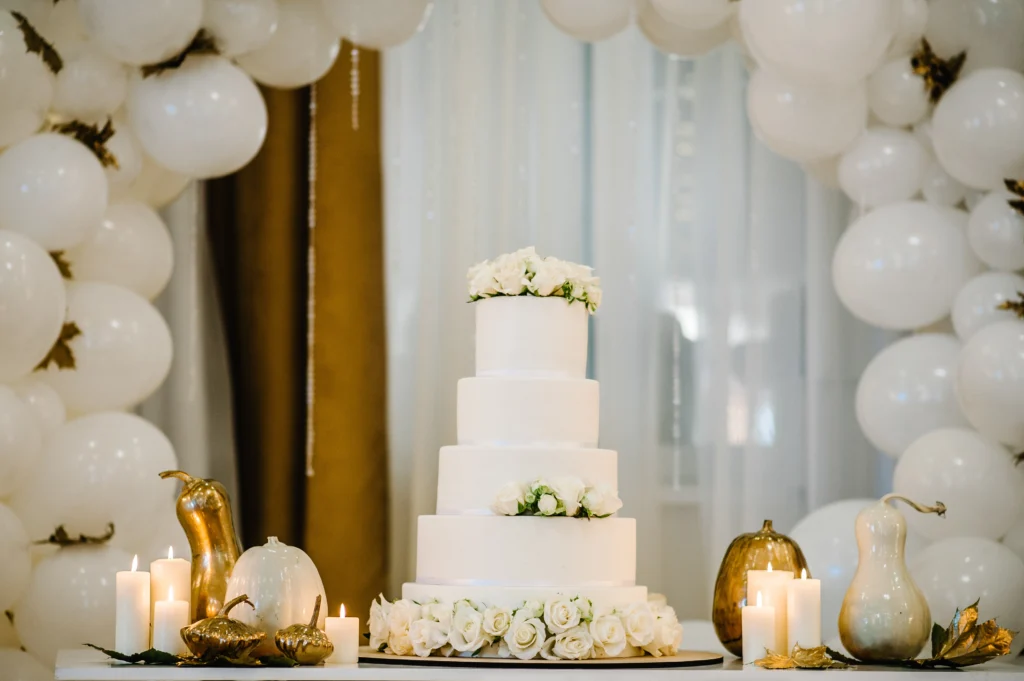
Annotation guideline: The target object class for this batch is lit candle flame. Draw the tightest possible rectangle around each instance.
[131,554,138,572]
[339,603,346,618]
[169,585,174,601]
[168,546,174,560]
[801,567,807,580]
[756,590,763,607]
[767,561,773,572]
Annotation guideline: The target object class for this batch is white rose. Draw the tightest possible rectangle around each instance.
[491,481,527,516]
[643,615,683,658]
[512,246,538,263]
[574,596,593,622]
[581,485,623,517]
[590,610,627,657]
[467,261,498,298]
[409,618,449,657]
[620,602,656,648]
[503,615,547,660]
[527,258,569,296]
[518,600,544,619]
[537,493,558,516]
[483,606,513,638]
[386,599,421,656]
[544,595,582,634]
[548,625,594,660]
[449,601,487,652]
[368,594,391,651]
[491,253,528,295]
[547,476,585,516]
[426,601,453,629]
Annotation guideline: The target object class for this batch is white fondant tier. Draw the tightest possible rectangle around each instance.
[457,377,599,447]
[402,583,648,610]
[435,445,618,514]
[475,296,588,379]
[415,515,635,587]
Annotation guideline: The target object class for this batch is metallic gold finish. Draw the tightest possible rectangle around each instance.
[274,595,334,665]
[180,594,265,662]
[161,470,243,623]
[755,645,848,670]
[928,600,1015,667]
[712,519,810,657]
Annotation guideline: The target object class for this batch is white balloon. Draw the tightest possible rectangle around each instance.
[540,0,630,42]
[126,154,191,209]
[790,498,928,642]
[912,117,933,150]
[0,617,17,648]
[838,127,929,208]
[932,68,1024,190]
[0,133,108,251]
[236,0,339,89]
[9,412,177,549]
[964,190,987,212]
[77,0,203,66]
[0,0,53,26]
[136,505,189,566]
[321,0,430,48]
[747,68,866,162]
[866,58,930,128]
[65,200,173,301]
[0,231,66,383]
[921,159,968,208]
[894,428,1024,540]
[0,29,53,149]
[650,0,734,30]
[1005,521,1024,565]
[0,385,40,499]
[39,282,172,414]
[13,543,131,665]
[957,320,1024,449]
[0,503,30,611]
[856,334,968,458]
[103,117,142,195]
[802,155,841,189]
[40,0,87,51]
[127,55,267,179]
[888,0,929,58]
[832,202,982,329]
[0,649,51,681]
[926,0,1024,74]
[8,377,66,431]
[739,0,895,86]
[50,43,127,120]
[968,190,1024,271]
[911,537,1024,632]
[637,0,731,57]
[951,272,1024,341]
[203,0,279,57]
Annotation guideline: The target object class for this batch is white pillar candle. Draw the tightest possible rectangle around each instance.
[150,546,190,624]
[786,568,821,650]
[746,562,793,654]
[325,603,360,665]
[115,555,150,654]
[742,591,776,664]
[152,585,189,656]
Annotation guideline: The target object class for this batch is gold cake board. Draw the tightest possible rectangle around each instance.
[359,647,724,669]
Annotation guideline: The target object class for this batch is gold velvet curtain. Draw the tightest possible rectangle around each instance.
[208,46,387,624]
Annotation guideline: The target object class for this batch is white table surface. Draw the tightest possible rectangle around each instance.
[55,649,1024,681]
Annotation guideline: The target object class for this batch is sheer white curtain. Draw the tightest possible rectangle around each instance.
[383,0,891,617]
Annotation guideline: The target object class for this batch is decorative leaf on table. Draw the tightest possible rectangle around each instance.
[11,11,62,74]
[34,322,82,371]
[84,644,182,665]
[755,646,848,670]
[753,650,796,669]
[931,621,947,658]
[930,600,1015,667]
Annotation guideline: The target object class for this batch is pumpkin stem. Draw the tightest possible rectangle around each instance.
[160,470,195,484]
[309,594,322,628]
[760,519,774,533]
[881,494,946,517]
[219,594,255,617]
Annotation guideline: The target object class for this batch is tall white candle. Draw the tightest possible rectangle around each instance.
[152,585,189,656]
[325,603,359,665]
[786,568,821,649]
[115,555,150,654]
[150,546,190,624]
[742,591,776,664]
[746,562,793,654]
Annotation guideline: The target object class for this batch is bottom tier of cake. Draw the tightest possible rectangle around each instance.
[402,583,649,610]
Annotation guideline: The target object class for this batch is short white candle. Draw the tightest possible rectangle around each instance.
[742,591,776,664]
[152,585,189,656]
[786,568,821,650]
[325,603,360,665]
[115,555,150,654]
[746,561,793,654]
[150,546,190,625]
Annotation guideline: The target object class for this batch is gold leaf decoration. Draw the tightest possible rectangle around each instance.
[11,11,62,74]
[1004,178,1024,217]
[754,650,796,669]
[910,39,965,104]
[34,523,115,546]
[755,646,849,670]
[52,118,119,168]
[50,250,73,279]
[997,291,1024,318]
[34,321,82,371]
[141,29,219,78]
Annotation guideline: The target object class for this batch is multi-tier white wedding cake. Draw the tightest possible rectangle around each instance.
[369,248,681,661]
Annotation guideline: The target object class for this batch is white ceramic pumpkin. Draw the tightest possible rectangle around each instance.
[224,536,327,656]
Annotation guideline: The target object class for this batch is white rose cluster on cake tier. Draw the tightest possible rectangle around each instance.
[370,248,681,660]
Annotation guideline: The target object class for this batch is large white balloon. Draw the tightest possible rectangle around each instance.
[39,282,173,414]
[9,412,177,549]
[0,12,54,148]
[747,68,866,162]
[650,0,733,30]
[951,272,1024,342]
[0,133,108,251]
[1005,521,1024,565]
[888,0,929,58]
[925,0,1024,74]
[855,334,968,458]
[838,127,929,208]
[322,0,430,48]
[637,0,731,57]
[0,386,40,500]
[50,43,127,120]
[126,154,191,209]
[0,0,53,26]
[894,428,1024,541]
[203,0,279,57]
[540,0,631,42]
[65,200,174,301]
[8,377,66,431]
[137,505,189,565]
[920,159,968,208]
[39,0,87,50]
[957,320,1024,449]
[0,231,66,383]
[968,190,1024,271]
[932,68,1024,190]
[832,202,982,329]
[236,0,340,89]
[911,537,1024,633]
[0,503,30,611]
[77,0,203,66]
[128,56,267,179]
[0,649,51,681]
[13,543,131,665]
[866,58,930,128]
[739,0,895,86]
[790,498,928,642]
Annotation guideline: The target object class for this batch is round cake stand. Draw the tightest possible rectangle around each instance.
[359,647,724,669]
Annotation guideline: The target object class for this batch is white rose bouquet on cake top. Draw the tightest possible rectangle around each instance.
[491,477,623,518]
[467,246,602,313]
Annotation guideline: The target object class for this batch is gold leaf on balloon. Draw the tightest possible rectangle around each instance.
[50,250,73,279]
[140,29,220,78]
[997,291,1024,318]
[34,321,81,371]
[911,39,965,104]
[1004,178,1024,217]
[755,646,848,670]
[53,118,119,169]
[11,11,62,74]
[33,523,115,546]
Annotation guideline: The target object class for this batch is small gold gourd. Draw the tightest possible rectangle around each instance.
[274,594,334,665]
[180,594,265,661]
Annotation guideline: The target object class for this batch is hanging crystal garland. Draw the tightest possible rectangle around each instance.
[305,82,318,477]
[350,44,360,131]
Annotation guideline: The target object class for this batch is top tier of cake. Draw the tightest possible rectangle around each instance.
[475,296,588,379]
